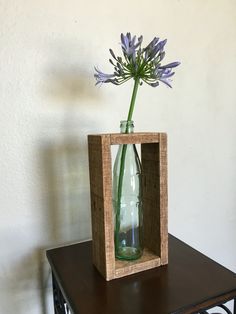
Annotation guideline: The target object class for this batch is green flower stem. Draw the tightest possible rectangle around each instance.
[115,78,140,250]
[126,78,140,122]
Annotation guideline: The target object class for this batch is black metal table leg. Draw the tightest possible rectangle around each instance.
[217,304,233,314]
[199,300,235,314]
[52,273,70,314]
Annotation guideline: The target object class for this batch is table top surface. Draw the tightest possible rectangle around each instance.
[46,235,236,314]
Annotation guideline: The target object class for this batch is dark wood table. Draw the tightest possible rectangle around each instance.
[46,235,236,314]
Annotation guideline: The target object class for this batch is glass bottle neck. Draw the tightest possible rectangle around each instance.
[120,120,134,134]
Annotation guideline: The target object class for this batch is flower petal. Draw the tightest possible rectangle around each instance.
[159,78,172,88]
[159,61,180,69]
[94,67,116,85]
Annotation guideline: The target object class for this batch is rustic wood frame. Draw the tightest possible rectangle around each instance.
[87,132,168,281]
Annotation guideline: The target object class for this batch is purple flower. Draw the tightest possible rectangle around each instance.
[94,33,180,88]
[94,67,118,85]
[156,68,175,88]
[144,38,167,61]
[120,33,143,61]
[150,61,181,88]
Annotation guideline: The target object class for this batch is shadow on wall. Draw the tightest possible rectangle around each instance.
[39,137,93,313]
[0,246,56,314]
[37,59,102,313]
[38,249,53,314]
[45,66,100,105]
[41,137,91,244]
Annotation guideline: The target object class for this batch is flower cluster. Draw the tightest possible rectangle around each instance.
[95,32,180,88]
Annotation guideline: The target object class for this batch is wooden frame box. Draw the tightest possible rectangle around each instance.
[88,133,168,281]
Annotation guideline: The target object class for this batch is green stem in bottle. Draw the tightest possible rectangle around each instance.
[115,78,140,252]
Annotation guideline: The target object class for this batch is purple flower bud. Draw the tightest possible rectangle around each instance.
[109,59,116,66]
[121,32,142,60]
[150,82,159,87]
[109,49,117,60]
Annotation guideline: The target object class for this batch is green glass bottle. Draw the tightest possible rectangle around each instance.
[113,120,143,260]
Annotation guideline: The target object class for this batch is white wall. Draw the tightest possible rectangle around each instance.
[0,0,235,313]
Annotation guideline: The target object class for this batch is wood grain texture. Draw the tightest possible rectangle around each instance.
[88,135,115,280]
[159,133,168,264]
[88,132,168,281]
[115,249,161,279]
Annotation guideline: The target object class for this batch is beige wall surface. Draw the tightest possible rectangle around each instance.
[0,0,236,313]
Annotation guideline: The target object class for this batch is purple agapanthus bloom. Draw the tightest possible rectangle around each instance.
[94,32,180,88]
